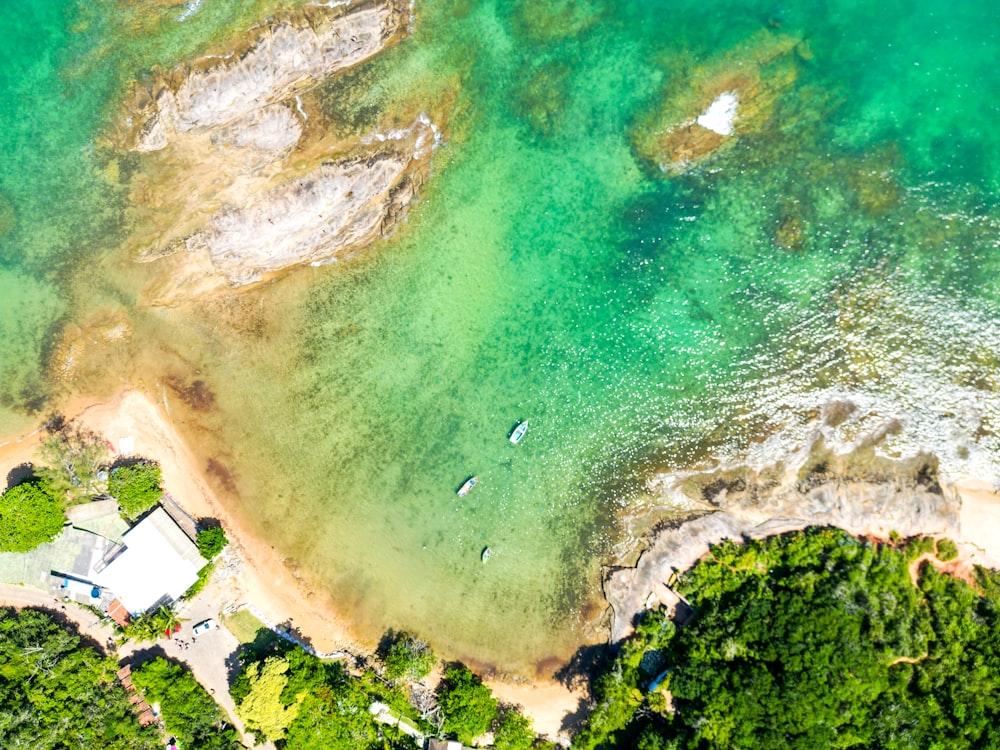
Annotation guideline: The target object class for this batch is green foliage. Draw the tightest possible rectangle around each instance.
[493,704,536,750]
[0,607,160,749]
[437,665,498,744]
[576,527,1000,749]
[937,537,959,561]
[284,670,382,750]
[123,605,184,643]
[233,645,419,750]
[236,656,302,741]
[183,561,214,600]
[197,526,228,559]
[132,657,241,749]
[35,422,108,500]
[383,632,436,681]
[108,461,162,520]
[0,478,64,552]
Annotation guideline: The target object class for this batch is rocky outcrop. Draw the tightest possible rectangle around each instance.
[185,117,435,286]
[604,455,962,643]
[127,1,408,153]
[137,116,436,302]
[631,29,808,175]
[116,0,446,302]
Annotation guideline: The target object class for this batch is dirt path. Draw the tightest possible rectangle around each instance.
[907,539,979,590]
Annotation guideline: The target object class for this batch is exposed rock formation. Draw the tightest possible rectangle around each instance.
[631,29,808,175]
[188,118,434,287]
[604,452,962,643]
[115,0,446,302]
[127,1,408,153]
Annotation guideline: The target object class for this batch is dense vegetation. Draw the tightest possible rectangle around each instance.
[232,642,420,749]
[108,461,162,520]
[0,607,159,749]
[230,627,549,749]
[0,479,64,552]
[132,657,241,750]
[575,528,1000,749]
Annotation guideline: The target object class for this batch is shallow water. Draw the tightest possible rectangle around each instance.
[2,0,999,669]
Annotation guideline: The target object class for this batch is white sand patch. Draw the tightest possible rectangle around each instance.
[697,91,739,135]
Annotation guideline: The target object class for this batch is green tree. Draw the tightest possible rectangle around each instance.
[197,526,229,558]
[437,665,498,744]
[236,655,302,741]
[0,478,64,552]
[0,607,160,749]
[493,704,536,750]
[575,528,1000,749]
[35,422,108,500]
[133,657,241,749]
[123,605,185,643]
[109,461,162,520]
[384,632,436,681]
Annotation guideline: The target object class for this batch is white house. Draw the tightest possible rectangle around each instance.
[95,507,204,614]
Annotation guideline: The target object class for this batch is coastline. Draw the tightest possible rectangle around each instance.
[0,388,588,740]
[0,389,358,655]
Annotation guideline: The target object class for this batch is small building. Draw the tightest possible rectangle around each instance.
[95,507,204,614]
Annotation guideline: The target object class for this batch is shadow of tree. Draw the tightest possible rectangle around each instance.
[123,643,170,670]
[5,462,36,491]
[559,696,594,737]
[553,642,615,694]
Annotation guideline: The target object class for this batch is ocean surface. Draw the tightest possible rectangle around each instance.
[1,0,999,670]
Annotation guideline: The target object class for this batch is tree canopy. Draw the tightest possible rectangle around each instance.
[575,528,1000,749]
[0,607,159,749]
[196,526,228,559]
[437,664,498,744]
[108,461,162,520]
[383,632,436,681]
[132,657,241,750]
[0,479,64,552]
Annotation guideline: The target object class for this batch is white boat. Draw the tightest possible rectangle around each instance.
[457,476,478,496]
[481,547,493,563]
[509,421,529,445]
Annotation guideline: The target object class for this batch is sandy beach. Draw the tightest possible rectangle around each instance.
[0,389,357,654]
[3,388,1000,744]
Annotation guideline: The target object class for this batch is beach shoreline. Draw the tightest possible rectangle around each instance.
[0,387,585,740]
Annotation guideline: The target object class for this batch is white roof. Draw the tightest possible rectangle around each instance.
[95,508,203,614]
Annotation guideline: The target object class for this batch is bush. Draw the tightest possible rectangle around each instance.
[183,562,214,600]
[437,665,498,744]
[197,526,228,558]
[937,537,959,562]
[109,461,162,520]
[0,479,64,552]
[384,632,436,681]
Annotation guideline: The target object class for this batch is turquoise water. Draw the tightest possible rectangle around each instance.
[2,0,1000,669]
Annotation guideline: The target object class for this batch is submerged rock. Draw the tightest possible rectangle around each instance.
[632,29,805,175]
[115,0,447,303]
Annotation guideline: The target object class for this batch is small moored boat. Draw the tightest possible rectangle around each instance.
[481,547,493,563]
[509,420,529,445]
[457,476,478,497]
